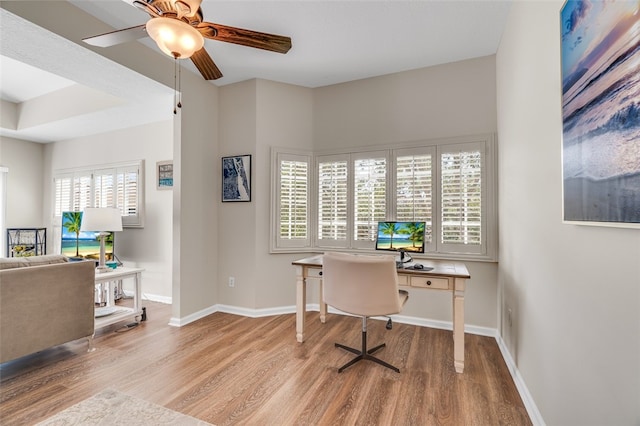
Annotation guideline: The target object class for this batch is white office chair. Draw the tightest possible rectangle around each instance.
[322,251,409,373]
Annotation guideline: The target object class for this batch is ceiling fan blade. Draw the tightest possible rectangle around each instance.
[197,22,292,54]
[83,25,147,48]
[190,48,223,80]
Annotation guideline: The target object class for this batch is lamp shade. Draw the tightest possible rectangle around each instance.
[80,208,123,232]
[146,17,204,59]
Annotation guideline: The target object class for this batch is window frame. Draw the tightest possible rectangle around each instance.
[271,134,497,262]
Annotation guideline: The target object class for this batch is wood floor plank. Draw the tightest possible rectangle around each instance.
[0,301,532,425]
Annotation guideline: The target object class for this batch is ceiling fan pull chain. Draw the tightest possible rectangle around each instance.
[173,56,177,114]
[173,56,183,114]
[177,61,182,109]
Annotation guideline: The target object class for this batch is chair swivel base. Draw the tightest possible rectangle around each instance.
[335,331,400,373]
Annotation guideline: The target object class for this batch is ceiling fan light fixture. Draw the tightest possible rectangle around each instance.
[146,17,204,59]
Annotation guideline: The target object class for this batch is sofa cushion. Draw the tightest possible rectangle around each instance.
[24,254,69,266]
[0,254,68,270]
[0,258,29,270]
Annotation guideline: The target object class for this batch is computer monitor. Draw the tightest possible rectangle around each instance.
[375,221,426,256]
[61,211,114,261]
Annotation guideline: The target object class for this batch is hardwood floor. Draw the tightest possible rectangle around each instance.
[0,300,531,425]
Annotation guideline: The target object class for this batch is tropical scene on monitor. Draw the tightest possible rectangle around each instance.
[61,211,113,260]
[376,221,425,253]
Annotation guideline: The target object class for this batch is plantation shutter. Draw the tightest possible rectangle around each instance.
[275,152,310,249]
[317,155,348,247]
[439,143,483,253]
[395,147,435,247]
[353,153,387,247]
[117,165,140,221]
[54,174,73,217]
[53,160,145,229]
[93,168,116,208]
[72,172,93,212]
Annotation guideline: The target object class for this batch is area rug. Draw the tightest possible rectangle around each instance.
[36,388,213,425]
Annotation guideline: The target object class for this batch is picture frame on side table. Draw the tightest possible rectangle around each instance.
[560,0,640,228]
[157,160,173,190]
[222,154,251,202]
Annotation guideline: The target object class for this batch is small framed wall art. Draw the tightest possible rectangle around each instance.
[157,160,173,190]
[222,154,251,202]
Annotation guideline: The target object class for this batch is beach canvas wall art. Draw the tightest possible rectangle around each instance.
[561,0,640,227]
[61,211,114,259]
[222,155,251,202]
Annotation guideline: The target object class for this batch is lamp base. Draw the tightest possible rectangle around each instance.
[96,265,110,274]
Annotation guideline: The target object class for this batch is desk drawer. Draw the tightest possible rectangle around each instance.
[410,276,449,290]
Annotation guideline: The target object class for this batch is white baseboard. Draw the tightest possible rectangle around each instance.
[168,304,217,327]
[142,293,172,304]
[122,290,171,305]
[496,335,546,426]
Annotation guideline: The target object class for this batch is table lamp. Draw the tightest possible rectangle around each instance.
[80,207,122,273]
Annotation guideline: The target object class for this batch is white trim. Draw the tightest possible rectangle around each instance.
[168,304,218,327]
[496,335,546,426]
[140,292,172,305]
[167,302,497,338]
[216,304,296,318]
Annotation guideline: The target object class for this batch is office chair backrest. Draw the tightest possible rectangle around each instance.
[323,251,402,317]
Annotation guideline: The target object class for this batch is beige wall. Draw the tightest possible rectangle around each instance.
[497,1,640,424]
[171,69,220,322]
[313,55,497,148]
[217,79,315,310]
[0,137,44,230]
[254,80,315,309]
[218,80,258,308]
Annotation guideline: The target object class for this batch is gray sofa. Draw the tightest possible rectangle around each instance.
[0,255,95,364]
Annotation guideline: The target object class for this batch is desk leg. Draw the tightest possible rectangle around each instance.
[319,278,326,324]
[453,277,466,373]
[295,266,306,343]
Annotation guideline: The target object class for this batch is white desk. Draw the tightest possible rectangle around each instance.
[94,267,144,330]
[292,255,470,373]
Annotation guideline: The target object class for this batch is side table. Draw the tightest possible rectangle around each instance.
[94,267,144,330]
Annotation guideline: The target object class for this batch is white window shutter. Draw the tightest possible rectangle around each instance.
[275,152,310,249]
[117,164,143,227]
[395,148,435,247]
[93,168,115,208]
[439,143,484,254]
[317,155,348,247]
[53,174,73,217]
[53,160,144,229]
[72,173,92,212]
[352,154,387,247]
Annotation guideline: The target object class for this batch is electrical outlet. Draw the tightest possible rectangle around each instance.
[507,308,513,327]
[228,276,235,287]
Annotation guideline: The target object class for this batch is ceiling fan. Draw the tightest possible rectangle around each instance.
[82,0,292,80]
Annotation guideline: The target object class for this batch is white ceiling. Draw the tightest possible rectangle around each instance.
[0,0,512,143]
